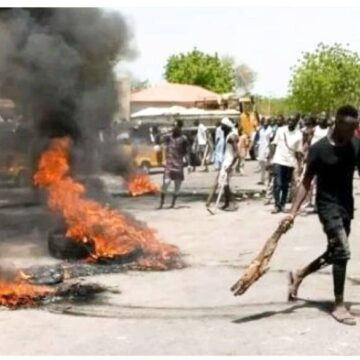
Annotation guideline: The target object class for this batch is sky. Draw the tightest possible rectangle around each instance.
[113,6,360,97]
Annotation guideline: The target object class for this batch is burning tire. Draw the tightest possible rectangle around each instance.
[95,246,143,265]
[48,229,144,265]
[48,229,94,260]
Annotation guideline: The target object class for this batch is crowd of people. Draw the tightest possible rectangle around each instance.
[155,110,339,213]
[258,112,333,214]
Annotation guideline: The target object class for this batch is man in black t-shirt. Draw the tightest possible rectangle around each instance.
[281,105,360,326]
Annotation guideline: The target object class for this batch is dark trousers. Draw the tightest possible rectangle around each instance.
[303,218,351,298]
[273,164,294,210]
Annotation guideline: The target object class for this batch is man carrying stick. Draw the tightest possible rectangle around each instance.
[218,118,239,211]
[206,118,239,213]
[281,105,360,326]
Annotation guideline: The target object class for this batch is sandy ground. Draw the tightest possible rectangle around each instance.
[1,161,360,355]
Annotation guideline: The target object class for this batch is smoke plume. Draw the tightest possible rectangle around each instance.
[0,8,134,173]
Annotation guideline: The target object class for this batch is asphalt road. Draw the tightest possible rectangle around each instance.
[1,161,360,355]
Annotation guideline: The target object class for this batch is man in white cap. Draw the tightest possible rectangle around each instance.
[218,117,239,211]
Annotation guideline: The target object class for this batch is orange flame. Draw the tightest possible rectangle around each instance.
[0,271,53,308]
[127,172,160,197]
[33,137,182,269]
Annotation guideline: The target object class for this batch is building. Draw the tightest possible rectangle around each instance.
[131,106,240,128]
[130,83,220,114]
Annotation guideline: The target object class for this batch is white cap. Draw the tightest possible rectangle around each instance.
[221,117,234,128]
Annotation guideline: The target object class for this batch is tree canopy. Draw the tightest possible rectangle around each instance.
[254,96,293,116]
[164,49,234,93]
[289,43,360,113]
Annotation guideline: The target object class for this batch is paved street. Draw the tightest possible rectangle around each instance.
[1,161,360,355]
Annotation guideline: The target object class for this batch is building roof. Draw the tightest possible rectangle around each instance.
[131,83,220,103]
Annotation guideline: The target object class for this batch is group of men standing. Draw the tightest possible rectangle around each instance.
[156,110,335,214]
[254,112,331,214]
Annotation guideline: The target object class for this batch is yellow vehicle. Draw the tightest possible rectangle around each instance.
[131,142,164,173]
[117,131,165,174]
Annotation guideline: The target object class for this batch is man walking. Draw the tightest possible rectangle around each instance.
[270,115,303,213]
[281,105,360,325]
[194,119,209,172]
[218,118,239,211]
[158,121,188,209]
[264,116,285,205]
[257,117,273,185]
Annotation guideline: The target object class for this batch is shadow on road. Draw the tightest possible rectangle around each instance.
[232,298,360,324]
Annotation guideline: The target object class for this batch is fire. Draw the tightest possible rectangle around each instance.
[34,137,183,269]
[127,172,160,197]
[0,271,53,308]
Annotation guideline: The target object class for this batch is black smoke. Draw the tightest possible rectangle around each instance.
[0,8,134,173]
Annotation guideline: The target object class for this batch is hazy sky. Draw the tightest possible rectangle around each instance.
[115,6,360,97]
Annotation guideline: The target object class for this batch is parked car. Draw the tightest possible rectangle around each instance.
[116,124,167,174]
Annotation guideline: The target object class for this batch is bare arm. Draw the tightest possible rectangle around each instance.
[268,143,276,160]
[280,170,314,232]
[268,127,279,162]
[295,151,304,175]
[228,136,240,169]
[280,139,319,232]
[289,172,313,218]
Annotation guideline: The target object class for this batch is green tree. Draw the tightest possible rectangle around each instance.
[254,95,293,115]
[164,48,233,93]
[289,43,360,113]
